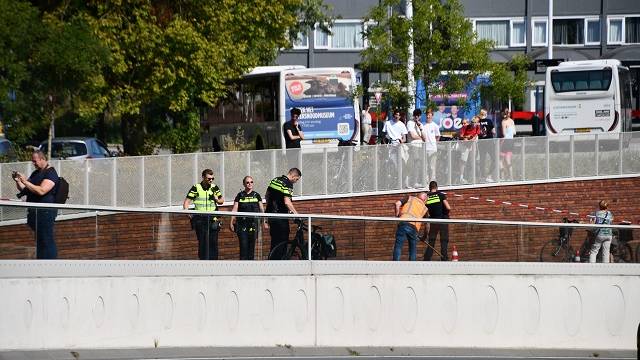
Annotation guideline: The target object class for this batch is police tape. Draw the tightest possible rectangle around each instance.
[441,191,634,224]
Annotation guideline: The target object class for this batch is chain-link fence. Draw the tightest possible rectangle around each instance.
[1,133,639,207]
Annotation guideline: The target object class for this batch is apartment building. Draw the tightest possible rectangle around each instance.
[275,0,640,114]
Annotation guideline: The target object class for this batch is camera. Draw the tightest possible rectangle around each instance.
[11,171,19,179]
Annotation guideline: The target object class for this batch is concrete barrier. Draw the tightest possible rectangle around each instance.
[0,260,638,350]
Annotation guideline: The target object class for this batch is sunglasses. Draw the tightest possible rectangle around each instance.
[245,181,254,184]
[205,177,214,181]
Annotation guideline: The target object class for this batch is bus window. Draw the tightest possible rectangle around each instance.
[550,69,612,93]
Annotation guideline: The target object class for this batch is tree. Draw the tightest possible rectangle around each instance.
[73,0,330,155]
[361,0,527,112]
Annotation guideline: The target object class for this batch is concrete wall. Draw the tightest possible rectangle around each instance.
[0,261,638,350]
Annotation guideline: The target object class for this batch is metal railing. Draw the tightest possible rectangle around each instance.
[1,201,639,262]
[1,132,639,207]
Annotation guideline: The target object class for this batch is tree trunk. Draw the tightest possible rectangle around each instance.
[121,113,147,156]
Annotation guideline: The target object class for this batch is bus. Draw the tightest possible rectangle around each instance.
[544,59,633,135]
[202,66,360,150]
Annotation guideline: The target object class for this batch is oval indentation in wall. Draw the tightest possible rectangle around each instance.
[442,286,457,333]
[329,287,345,331]
[367,286,382,331]
[60,297,70,329]
[23,299,33,329]
[605,285,625,336]
[197,292,207,331]
[164,293,174,330]
[293,289,308,332]
[524,285,540,335]
[129,294,140,329]
[563,286,582,336]
[93,296,105,328]
[483,286,499,334]
[401,286,418,333]
[261,290,274,330]
[226,291,239,331]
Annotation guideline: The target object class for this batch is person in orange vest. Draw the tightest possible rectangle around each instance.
[393,192,428,261]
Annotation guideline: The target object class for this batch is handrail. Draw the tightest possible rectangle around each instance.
[2,199,638,230]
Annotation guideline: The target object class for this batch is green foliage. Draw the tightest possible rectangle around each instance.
[361,0,525,111]
[151,110,201,154]
[222,127,255,152]
[1,0,331,155]
[484,55,533,109]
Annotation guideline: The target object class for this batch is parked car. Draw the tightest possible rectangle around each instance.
[39,137,112,160]
[0,138,17,161]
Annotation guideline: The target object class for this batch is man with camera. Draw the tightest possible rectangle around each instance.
[12,150,59,259]
[183,169,224,260]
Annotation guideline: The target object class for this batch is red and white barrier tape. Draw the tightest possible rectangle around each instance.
[441,191,635,224]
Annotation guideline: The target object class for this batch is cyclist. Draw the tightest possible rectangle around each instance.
[265,168,302,260]
[589,200,614,263]
[230,176,268,260]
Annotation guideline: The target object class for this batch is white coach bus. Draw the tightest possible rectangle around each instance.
[544,59,633,135]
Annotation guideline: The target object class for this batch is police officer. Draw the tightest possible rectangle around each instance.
[265,168,302,259]
[230,176,268,260]
[183,169,224,260]
[423,181,451,261]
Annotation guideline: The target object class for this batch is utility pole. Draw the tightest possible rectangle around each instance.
[547,0,553,59]
[406,0,416,115]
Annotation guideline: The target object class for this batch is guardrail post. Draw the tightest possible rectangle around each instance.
[471,142,477,184]
[373,145,378,191]
[347,146,353,193]
[271,150,277,180]
[448,142,453,185]
[520,138,525,181]
[618,132,623,174]
[112,158,117,206]
[140,157,145,207]
[570,135,575,178]
[307,215,312,262]
[397,145,403,189]
[220,152,226,199]
[83,160,89,205]
[545,136,550,179]
[494,137,500,181]
[594,134,599,176]
[323,148,328,195]
[246,151,251,183]
[193,153,198,185]
[167,155,172,206]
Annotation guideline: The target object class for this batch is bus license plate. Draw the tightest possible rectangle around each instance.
[313,139,330,144]
[575,128,591,133]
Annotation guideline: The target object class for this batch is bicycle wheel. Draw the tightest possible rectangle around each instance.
[288,244,307,260]
[268,242,291,260]
[540,239,571,262]
[613,243,632,263]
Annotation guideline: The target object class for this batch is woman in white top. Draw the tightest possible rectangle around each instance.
[500,108,516,181]
[361,104,372,145]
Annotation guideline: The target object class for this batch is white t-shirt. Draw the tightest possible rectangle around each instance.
[361,110,372,125]
[422,121,441,152]
[406,120,423,143]
[382,120,408,143]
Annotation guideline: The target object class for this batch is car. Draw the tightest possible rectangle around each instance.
[39,137,113,160]
[0,138,17,161]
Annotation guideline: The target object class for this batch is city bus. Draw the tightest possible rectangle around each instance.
[544,59,633,135]
[202,66,360,150]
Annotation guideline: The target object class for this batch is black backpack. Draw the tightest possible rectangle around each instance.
[55,177,69,204]
[48,167,69,204]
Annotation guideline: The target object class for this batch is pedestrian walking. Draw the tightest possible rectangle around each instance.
[230,176,268,260]
[183,169,224,260]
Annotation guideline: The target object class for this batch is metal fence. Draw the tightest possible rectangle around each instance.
[1,132,640,206]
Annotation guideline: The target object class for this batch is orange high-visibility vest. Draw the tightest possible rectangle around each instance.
[399,196,428,231]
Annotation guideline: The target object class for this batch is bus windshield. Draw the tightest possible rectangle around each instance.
[550,69,612,92]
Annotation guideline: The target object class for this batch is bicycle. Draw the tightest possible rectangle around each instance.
[539,218,583,262]
[610,226,633,263]
[268,219,335,260]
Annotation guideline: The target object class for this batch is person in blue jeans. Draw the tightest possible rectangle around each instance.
[13,150,59,259]
[589,200,614,263]
[393,192,428,261]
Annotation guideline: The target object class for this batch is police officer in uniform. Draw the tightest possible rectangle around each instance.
[230,176,268,260]
[183,169,224,260]
[423,181,451,261]
[265,168,302,259]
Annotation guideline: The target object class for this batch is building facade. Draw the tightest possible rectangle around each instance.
[276,0,640,116]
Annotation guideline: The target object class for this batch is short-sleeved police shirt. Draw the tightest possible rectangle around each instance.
[265,175,293,213]
[425,191,449,219]
[234,190,262,213]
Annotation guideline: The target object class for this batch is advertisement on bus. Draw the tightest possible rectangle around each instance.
[415,74,490,138]
[284,69,358,141]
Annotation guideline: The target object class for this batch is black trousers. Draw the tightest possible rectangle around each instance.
[236,221,257,260]
[423,223,449,261]
[193,216,219,260]
[269,218,289,259]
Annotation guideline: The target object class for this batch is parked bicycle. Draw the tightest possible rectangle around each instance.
[540,218,633,263]
[268,219,336,260]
